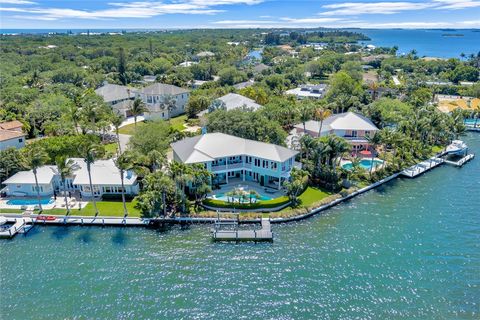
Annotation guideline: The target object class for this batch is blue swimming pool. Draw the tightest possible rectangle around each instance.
[464,119,478,126]
[342,159,384,171]
[6,198,54,206]
[211,192,272,203]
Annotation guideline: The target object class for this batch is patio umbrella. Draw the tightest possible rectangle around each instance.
[359,150,372,156]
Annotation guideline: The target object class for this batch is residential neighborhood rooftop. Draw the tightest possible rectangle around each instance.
[0,129,25,142]
[295,112,379,134]
[0,120,23,131]
[3,165,58,185]
[172,132,298,164]
[95,83,133,103]
[70,158,137,186]
[138,83,190,95]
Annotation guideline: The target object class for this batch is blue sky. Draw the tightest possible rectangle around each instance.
[1,0,479,29]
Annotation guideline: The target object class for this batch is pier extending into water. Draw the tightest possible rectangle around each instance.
[212,216,273,242]
[0,218,33,238]
[401,157,444,178]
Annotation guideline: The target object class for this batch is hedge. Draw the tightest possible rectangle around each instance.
[203,196,290,210]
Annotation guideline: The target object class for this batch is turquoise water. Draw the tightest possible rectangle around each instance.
[465,119,479,126]
[6,198,54,206]
[343,159,384,170]
[1,133,479,319]
[357,29,480,58]
[212,191,272,202]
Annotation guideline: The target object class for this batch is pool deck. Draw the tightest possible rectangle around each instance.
[0,197,89,210]
[208,180,285,201]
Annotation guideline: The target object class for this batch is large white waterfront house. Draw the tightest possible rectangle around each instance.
[293,112,379,152]
[1,158,139,198]
[172,133,298,189]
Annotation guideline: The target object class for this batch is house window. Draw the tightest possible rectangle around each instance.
[18,138,23,143]
[351,130,358,137]
[147,96,153,103]
[365,131,370,137]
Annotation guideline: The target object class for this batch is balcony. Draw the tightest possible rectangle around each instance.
[211,162,252,172]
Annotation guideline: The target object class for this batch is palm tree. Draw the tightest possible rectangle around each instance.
[314,106,332,138]
[110,112,125,154]
[161,94,177,118]
[369,81,379,100]
[115,152,134,218]
[67,104,80,135]
[248,190,259,204]
[80,141,102,216]
[56,156,76,216]
[23,145,49,212]
[129,98,147,127]
[298,102,313,132]
[365,132,382,176]
[169,161,192,214]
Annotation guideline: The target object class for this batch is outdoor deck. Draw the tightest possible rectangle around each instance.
[444,153,475,167]
[212,217,273,242]
[401,157,444,178]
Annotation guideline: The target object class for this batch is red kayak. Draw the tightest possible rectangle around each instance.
[36,216,56,221]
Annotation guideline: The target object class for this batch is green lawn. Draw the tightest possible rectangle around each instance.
[169,115,188,131]
[118,121,145,135]
[297,187,332,207]
[104,143,118,158]
[46,200,141,217]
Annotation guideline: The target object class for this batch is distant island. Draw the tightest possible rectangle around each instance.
[442,34,464,37]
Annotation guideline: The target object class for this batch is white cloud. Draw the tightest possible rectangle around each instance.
[433,0,480,9]
[0,0,37,4]
[319,2,434,15]
[0,0,264,20]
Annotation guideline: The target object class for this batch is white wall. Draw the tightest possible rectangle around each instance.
[5,183,54,197]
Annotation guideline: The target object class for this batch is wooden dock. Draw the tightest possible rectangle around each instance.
[401,157,444,178]
[0,218,32,238]
[212,217,273,242]
[444,153,475,167]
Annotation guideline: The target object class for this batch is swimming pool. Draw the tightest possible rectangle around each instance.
[6,198,54,206]
[464,119,478,126]
[210,191,272,203]
[342,159,384,171]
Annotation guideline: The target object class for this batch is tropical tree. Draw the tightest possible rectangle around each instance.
[161,94,177,118]
[55,156,76,216]
[168,161,192,214]
[135,171,177,218]
[23,144,49,212]
[284,168,309,205]
[111,112,125,154]
[129,98,147,127]
[365,132,382,176]
[79,141,103,216]
[298,101,313,132]
[115,152,136,218]
[314,105,332,137]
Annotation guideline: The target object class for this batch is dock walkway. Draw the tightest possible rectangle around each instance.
[444,153,475,167]
[0,218,32,238]
[401,157,444,178]
[212,217,273,242]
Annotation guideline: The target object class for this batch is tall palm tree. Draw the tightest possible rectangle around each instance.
[366,132,382,176]
[298,102,313,132]
[314,106,332,138]
[55,156,76,216]
[115,152,134,218]
[161,94,177,118]
[110,112,125,154]
[68,104,80,135]
[129,98,147,127]
[168,161,192,214]
[23,145,49,212]
[80,141,102,216]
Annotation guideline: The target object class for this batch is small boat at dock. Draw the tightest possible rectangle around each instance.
[446,140,468,155]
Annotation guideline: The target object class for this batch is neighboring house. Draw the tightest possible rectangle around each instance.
[286,84,328,99]
[0,120,26,151]
[135,83,190,120]
[233,79,254,90]
[95,83,135,117]
[197,93,262,117]
[253,63,269,74]
[195,51,215,59]
[68,158,139,198]
[172,133,298,189]
[435,94,480,113]
[2,166,59,197]
[1,159,139,198]
[179,61,198,67]
[293,112,379,152]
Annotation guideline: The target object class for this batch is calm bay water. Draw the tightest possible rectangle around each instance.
[1,133,479,319]
[358,29,480,58]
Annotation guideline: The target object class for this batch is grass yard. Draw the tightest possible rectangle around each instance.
[169,115,188,131]
[46,200,141,217]
[118,121,145,135]
[104,143,118,158]
[297,186,332,207]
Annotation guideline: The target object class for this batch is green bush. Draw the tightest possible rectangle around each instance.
[203,196,290,210]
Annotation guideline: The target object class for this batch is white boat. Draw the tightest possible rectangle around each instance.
[446,140,468,155]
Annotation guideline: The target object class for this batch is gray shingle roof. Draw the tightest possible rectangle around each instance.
[216,93,262,111]
[95,84,133,103]
[138,83,189,95]
[172,132,297,164]
[294,112,379,134]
